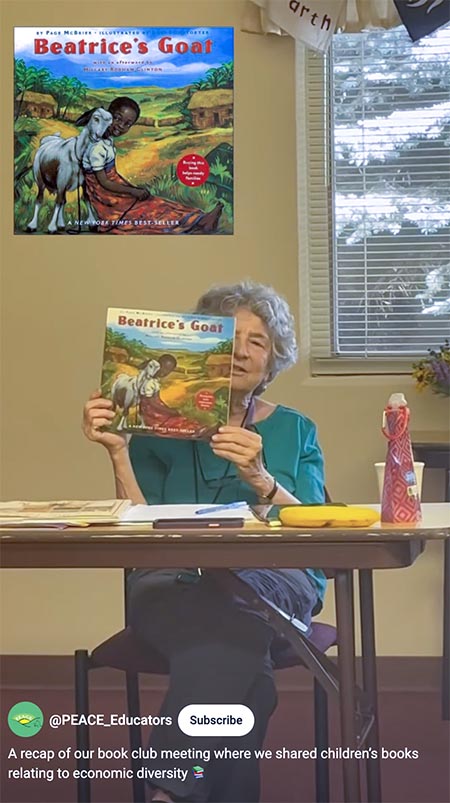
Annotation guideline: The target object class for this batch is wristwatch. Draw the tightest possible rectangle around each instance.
[259,476,278,502]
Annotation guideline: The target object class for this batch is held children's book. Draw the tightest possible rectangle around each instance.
[101,307,235,439]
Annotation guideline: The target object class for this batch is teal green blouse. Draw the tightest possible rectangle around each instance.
[129,404,327,602]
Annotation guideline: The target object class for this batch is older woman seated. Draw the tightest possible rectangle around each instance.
[82,280,326,803]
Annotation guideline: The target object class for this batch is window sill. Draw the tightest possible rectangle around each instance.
[311,357,417,376]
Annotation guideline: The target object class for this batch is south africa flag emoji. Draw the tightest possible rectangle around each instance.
[192,765,204,779]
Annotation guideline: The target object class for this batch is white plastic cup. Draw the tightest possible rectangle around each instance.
[374,462,425,501]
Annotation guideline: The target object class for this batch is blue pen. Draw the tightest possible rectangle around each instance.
[195,501,247,515]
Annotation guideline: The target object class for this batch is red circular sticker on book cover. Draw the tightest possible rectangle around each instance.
[195,390,215,410]
[176,154,210,186]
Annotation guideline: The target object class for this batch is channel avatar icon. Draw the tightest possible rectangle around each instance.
[8,702,44,737]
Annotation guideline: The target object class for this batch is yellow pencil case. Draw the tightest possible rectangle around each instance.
[279,505,380,528]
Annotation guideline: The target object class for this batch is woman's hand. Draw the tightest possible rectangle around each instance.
[82,390,127,455]
[210,426,273,496]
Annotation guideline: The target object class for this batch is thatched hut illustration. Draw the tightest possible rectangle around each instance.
[105,346,129,363]
[188,90,233,130]
[15,91,57,118]
[205,354,232,378]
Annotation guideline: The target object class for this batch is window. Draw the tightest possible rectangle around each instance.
[297,25,450,373]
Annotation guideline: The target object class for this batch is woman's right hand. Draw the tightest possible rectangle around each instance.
[82,390,127,455]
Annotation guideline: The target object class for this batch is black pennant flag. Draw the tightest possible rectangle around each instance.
[393,0,450,41]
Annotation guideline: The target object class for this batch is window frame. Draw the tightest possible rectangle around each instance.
[296,35,449,376]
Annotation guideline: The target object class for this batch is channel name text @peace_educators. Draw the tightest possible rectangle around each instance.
[48,713,171,728]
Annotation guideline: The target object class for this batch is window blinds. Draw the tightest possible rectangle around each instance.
[303,24,450,370]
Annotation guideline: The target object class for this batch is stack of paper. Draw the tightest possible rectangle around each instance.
[121,503,257,523]
[0,499,131,526]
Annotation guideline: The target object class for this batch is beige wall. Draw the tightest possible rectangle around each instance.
[1,0,448,656]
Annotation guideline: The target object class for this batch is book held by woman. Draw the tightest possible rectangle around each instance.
[101,307,235,439]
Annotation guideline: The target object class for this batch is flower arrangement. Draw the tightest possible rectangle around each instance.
[412,341,450,397]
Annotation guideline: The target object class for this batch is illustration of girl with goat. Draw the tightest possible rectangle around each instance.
[111,353,214,438]
[81,96,223,235]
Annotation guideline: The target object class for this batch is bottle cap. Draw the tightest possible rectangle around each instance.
[388,392,407,408]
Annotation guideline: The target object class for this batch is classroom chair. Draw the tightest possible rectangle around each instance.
[74,568,338,803]
[75,617,337,803]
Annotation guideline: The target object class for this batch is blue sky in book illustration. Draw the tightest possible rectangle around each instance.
[14,26,234,236]
[14,27,233,88]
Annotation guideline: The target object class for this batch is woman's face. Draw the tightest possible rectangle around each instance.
[109,105,138,137]
[231,307,271,395]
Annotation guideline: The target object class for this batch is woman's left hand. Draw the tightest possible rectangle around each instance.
[210,426,272,494]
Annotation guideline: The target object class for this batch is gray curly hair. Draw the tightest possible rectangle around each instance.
[195,280,298,394]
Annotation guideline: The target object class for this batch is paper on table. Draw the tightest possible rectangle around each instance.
[0,499,130,523]
[121,504,257,523]
[0,520,71,529]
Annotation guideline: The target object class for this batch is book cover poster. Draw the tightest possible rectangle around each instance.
[102,308,235,439]
[14,27,233,235]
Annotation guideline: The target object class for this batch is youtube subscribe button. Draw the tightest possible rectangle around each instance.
[178,705,254,736]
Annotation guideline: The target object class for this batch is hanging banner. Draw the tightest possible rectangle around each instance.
[393,0,450,41]
[253,0,346,52]
[14,27,233,236]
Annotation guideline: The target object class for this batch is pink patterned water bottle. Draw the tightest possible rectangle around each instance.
[381,393,422,523]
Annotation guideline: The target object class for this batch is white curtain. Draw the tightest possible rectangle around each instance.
[242,0,401,36]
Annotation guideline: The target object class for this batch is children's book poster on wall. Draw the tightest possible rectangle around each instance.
[14,27,234,236]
